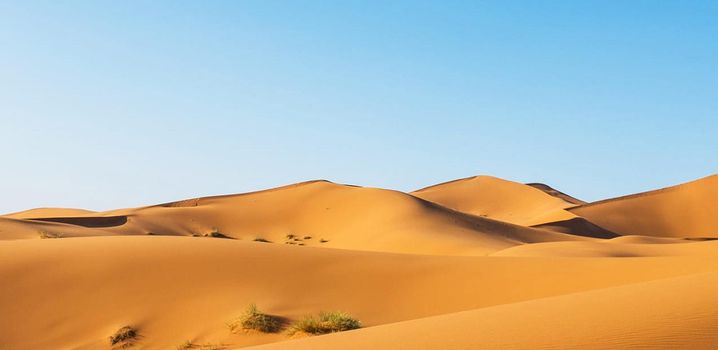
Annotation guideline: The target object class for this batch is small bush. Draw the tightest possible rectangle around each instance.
[176,340,194,350]
[285,234,295,240]
[319,238,328,243]
[228,303,282,333]
[204,231,233,239]
[289,311,360,335]
[176,341,223,350]
[38,231,63,239]
[303,236,312,240]
[109,326,137,346]
[253,238,271,243]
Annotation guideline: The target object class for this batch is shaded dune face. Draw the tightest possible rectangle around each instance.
[530,217,619,239]
[26,215,128,227]
[570,174,718,238]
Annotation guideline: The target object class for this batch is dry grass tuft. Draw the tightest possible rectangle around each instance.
[289,311,360,335]
[227,303,282,333]
[38,231,63,239]
[176,340,224,350]
[109,326,137,347]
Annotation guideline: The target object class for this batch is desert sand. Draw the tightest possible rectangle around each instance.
[2,174,718,349]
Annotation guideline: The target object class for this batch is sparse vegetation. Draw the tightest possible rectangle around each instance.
[176,341,224,350]
[285,234,295,240]
[303,236,312,240]
[203,231,233,239]
[38,231,63,239]
[176,340,194,350]
[227,303,282,333]
[109,326,137,347]
[319,238,328,243]
[253,237,272,243]
[289,311,361,335]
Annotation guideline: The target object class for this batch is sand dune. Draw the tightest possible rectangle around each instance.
[3,207,96,219]
[4,236,718,349]
[1,180,585,255]
[248,271,718,349]
[570,174,718,237]
[412,175,579,226]
[3,174,718,349]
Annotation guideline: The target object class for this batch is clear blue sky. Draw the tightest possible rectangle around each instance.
[1,1,716,213]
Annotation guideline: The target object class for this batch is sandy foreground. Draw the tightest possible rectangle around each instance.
[2,174,718,349]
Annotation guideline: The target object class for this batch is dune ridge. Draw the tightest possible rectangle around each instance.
[411,175,579,226]
[570,174,718,237]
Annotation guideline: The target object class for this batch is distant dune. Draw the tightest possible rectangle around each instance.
[411,175,578,226]
[0,180,584,255]
[3,207,97,219]
[570,174,718,238]
[1,174,717,349]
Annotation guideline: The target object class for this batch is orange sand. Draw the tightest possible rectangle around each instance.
[2,174,717,349]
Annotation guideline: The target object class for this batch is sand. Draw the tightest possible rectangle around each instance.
[1,174,717,349]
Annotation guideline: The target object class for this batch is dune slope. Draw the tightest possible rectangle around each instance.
[3,236,718,349]
[570,174,718,237]
[249,271,718,350]
[412,175,580,226]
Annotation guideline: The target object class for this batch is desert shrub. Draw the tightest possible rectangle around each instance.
[176,341,223,350]
[303,236,312,240]
[176,340,194,350]
[204,231,233,239]
[227,303,282,333]
[38,231,63,239]
[109,326,137,346]
[319,238,328,243]
[253,238,271,243]
[289,311,360,335]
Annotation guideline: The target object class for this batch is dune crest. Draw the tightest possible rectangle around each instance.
[570,174,718,237]
[411,175,581,227]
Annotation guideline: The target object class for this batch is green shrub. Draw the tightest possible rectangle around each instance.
[176,341,224,350]
[38,231,63,239]
[109,326,137,346]
[289,311,360,335]
[227,303,282,333]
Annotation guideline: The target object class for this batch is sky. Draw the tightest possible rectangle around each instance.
[1,0,716,213]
